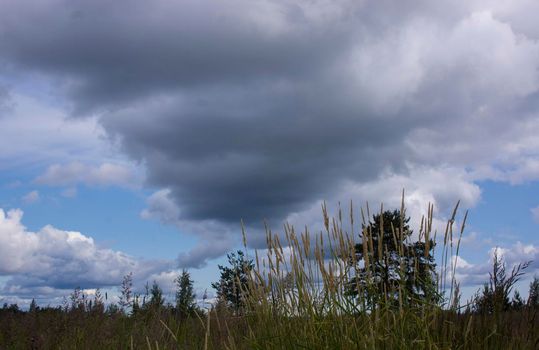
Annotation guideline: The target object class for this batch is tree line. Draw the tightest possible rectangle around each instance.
[2,209,538,316]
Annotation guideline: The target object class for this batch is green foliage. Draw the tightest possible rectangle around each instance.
[347,209,439,309]
[2,303,20,313]
[105,303,120,316]
[211,250,254,312]
[528,276,539,308]
[473,250,530,314]
[511,290,525,311]
[28,299,38,313]
[149,280,164,309]
[175,269,197,316]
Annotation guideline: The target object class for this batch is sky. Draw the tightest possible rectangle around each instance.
[0,0,538,307]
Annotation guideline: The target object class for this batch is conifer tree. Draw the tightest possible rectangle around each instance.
[149,280,164,309]
[212,250,254,312]
[528,276,539,308]
[29,298,38,313]
[347,209,439,310]
[175,269,197,316]
[511,290,525,311]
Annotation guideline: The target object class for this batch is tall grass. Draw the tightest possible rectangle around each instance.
[222,198,538,349]
[1,197,538,349]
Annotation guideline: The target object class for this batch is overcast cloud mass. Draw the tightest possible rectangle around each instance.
[1,0,539,270]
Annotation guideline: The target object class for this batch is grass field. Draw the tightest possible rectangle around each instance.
[1,199,538,349]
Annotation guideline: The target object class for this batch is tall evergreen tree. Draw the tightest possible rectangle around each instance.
[511,290,525,311]
[346,209,439,309]
[149,280,164,309]
[29,298,38,313]
[175,269,197,316]
[528,276,539,308]
[212,250,254,312]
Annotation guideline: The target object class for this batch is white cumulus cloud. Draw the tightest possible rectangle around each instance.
[0,208,172,297]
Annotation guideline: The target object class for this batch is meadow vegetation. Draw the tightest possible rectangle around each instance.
[1,198,538,349]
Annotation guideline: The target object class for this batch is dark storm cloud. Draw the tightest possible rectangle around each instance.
[102,88,410,224]
[0,0,424,224]
[0,85,11,116]
[2,0,539,268]
[0,0,357,114]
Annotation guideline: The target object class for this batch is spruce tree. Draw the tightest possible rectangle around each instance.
[528,276,539,308]
[175,269,197,316]
[511,290,525,311]
[347,209,439,310]
[212,250,254,313]
[149,280,164,309]
[29,298,38,313]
